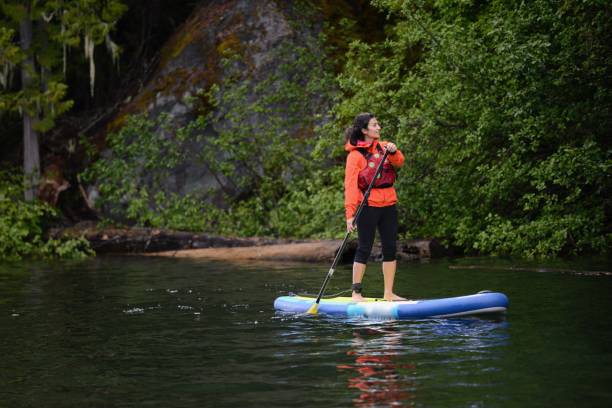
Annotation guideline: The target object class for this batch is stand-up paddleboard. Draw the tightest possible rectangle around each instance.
[274,291,508,319]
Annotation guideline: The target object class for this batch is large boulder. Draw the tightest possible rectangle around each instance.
[93,0,336,212]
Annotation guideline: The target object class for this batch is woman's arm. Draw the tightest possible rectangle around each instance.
[383,141,405,168]
[344,151,364,221]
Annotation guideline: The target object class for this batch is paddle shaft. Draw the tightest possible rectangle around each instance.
[311,148,391,307]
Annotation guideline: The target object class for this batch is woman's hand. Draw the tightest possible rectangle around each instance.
[386,142,397,153]
[346,217,356,233]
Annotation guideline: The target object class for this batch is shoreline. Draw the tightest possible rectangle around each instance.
[49,222,450,263]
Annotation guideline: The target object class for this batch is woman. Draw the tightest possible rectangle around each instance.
[344,113,405,302]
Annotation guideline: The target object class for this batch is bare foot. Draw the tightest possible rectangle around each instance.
[352,293,365,302]
[383,293,407,301]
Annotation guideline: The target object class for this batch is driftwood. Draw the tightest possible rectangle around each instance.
[149,240,344,263]
[148,239,447,263]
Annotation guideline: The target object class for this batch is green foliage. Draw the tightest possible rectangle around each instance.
[270,172,345,239]
[0,0,126,129]
[0,171,94,260]
[320,0,611,257]
[82,113,213,232]
[79,0,610,258]
[0,21,73,126]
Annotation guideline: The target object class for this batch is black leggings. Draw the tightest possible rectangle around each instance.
[354,205,398,264]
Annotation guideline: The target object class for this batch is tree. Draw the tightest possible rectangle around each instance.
[0,0,126,200]
[316,0,611,257]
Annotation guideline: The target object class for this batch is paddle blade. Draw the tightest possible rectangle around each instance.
[306,302,319,315]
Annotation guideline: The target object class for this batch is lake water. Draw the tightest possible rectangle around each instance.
[1,255,611,407]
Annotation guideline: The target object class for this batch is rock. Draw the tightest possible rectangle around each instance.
[92,0,336,217]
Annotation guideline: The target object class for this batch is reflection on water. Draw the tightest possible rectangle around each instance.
[338,326,417,407]
[342,319,509,407]
[274,315,509,407]
[338,318,508,407]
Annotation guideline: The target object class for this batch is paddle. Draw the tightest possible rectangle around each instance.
[306,146,391,315]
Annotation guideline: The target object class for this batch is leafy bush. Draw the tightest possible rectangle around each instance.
[311,0,611,257]
[0,171,93,260]
[82,113,212,231]
[269,171,345,239]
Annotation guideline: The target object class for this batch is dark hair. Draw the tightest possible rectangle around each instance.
[344,112,375,146]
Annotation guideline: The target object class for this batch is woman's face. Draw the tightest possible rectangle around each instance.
[362,117,381,140]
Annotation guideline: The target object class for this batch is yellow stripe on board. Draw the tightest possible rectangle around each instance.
[295,296,384,303]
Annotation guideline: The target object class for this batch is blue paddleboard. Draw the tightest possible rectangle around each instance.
[274,291,509,319]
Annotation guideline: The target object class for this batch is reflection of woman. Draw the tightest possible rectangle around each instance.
[337,327,416,407]
[344,113,406,301]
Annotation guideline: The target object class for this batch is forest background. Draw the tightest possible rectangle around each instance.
[1,0,610,260]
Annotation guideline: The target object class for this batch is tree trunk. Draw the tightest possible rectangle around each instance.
[20,1,40,201]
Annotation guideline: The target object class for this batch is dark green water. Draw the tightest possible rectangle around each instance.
[1,255,611,407]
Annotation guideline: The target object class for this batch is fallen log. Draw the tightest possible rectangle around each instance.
[48,222,451,263]
[147,240,342,263]
[47,222,299,254]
